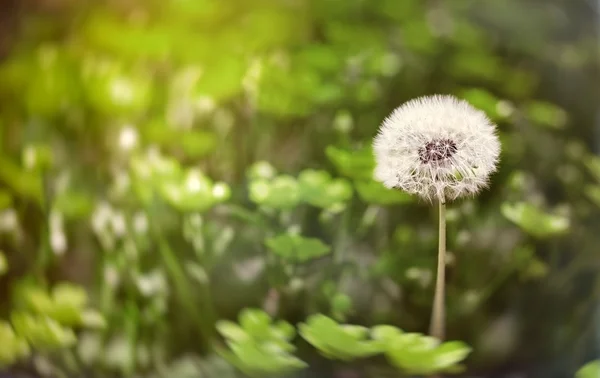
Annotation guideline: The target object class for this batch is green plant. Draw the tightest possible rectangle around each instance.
[576,360,600,378]
[0,0,597,376]
[216,309,306,377]
[216,310,471,377]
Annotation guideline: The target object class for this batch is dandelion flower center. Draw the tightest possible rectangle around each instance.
[418,139,458,164]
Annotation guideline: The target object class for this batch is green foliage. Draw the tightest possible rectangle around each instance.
[266,233,331,263]
[326,146,375,181]
[0,322,30,367]
[372,326,471,375]
[13,281,105,329]
[297,316,470,375]
[129,152,230,210]
[524,101,567,130]
[82,59,153,117]
[11,312,77,351]
[576,360,600,378]
[297,169,353,210]
[501,202,570,238]
[0,0,596,376]
[250,175,302,210]
[0,275,106,367]
[354,180,413,205]
[216,309,306,377]
[299,314,381,360]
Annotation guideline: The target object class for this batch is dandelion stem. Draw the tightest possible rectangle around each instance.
[430,197,446,341]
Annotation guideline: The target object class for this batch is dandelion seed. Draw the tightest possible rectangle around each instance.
[373,95,501,202]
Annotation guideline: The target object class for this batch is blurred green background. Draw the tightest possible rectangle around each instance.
[0,0,599,377]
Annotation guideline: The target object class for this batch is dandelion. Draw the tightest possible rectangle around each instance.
[372,94,500,342]
[373,94,500,202]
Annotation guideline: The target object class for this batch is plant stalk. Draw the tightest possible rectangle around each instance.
[429,197,446,341]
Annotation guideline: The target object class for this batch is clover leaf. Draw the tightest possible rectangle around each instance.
[160,169,230,212]
[501,202,569,239]
[13,280,105,329]
[249,176,301,210]
[298,314,382,361]
[11,312,77,351]
[0,321,30,367]
[297,169,353,209]
[372,325,471,375]
[265,234,331,263]
[326,145,375,180]
[220,340,306,378]
[216,308,305,377]
[525,101,567,130]
[354,180,413,205]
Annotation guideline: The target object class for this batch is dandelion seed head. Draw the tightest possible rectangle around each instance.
[373,95,500,201]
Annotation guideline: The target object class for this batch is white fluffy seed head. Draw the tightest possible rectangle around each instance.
[373,95,501,202]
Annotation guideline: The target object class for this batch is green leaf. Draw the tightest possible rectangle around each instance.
[194,57,246,101]
[525,101,567,129]
[298,314,382,361]
[265,234,331,263]
[249,176,301,210]
[179,131,219,158]
[239,308,272,340]
[48,282,89,326]
[381,330,472,375]
[160,169,229,212]
[298,169,353,209]
[585,185,600,207]
[53,190,94,220]
[371,325,404,343]
[216,309,305,377]
[15,284,54,314]
[11,312,76,351]
[247,161,277,181]
[80,310,107,330]
[326,145,375,180]
[0,321,30,367]
[459,88,513,121]
[0,157,43,204]
[576,360,600,378]
[216,321,249,342]
[24,46,80,117]
[501,202,569,239]
[355,180,414,205]
[82,58,153,117]
[221,340,306,377]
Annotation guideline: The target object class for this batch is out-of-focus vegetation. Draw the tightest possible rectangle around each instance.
[0,0,598,377]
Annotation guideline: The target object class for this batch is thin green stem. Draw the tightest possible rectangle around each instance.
[156,232,216,347]
[429,198,446,341]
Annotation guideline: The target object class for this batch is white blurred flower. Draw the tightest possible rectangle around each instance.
[49,210,67,255]
[132,212,149,234]
[110,212,127,237]
[50,229,67,255]
[0,209,18,232]
[373,95,500,201]
[91,202,112,235]
[104,266,120,288]
[118,126,138,151]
